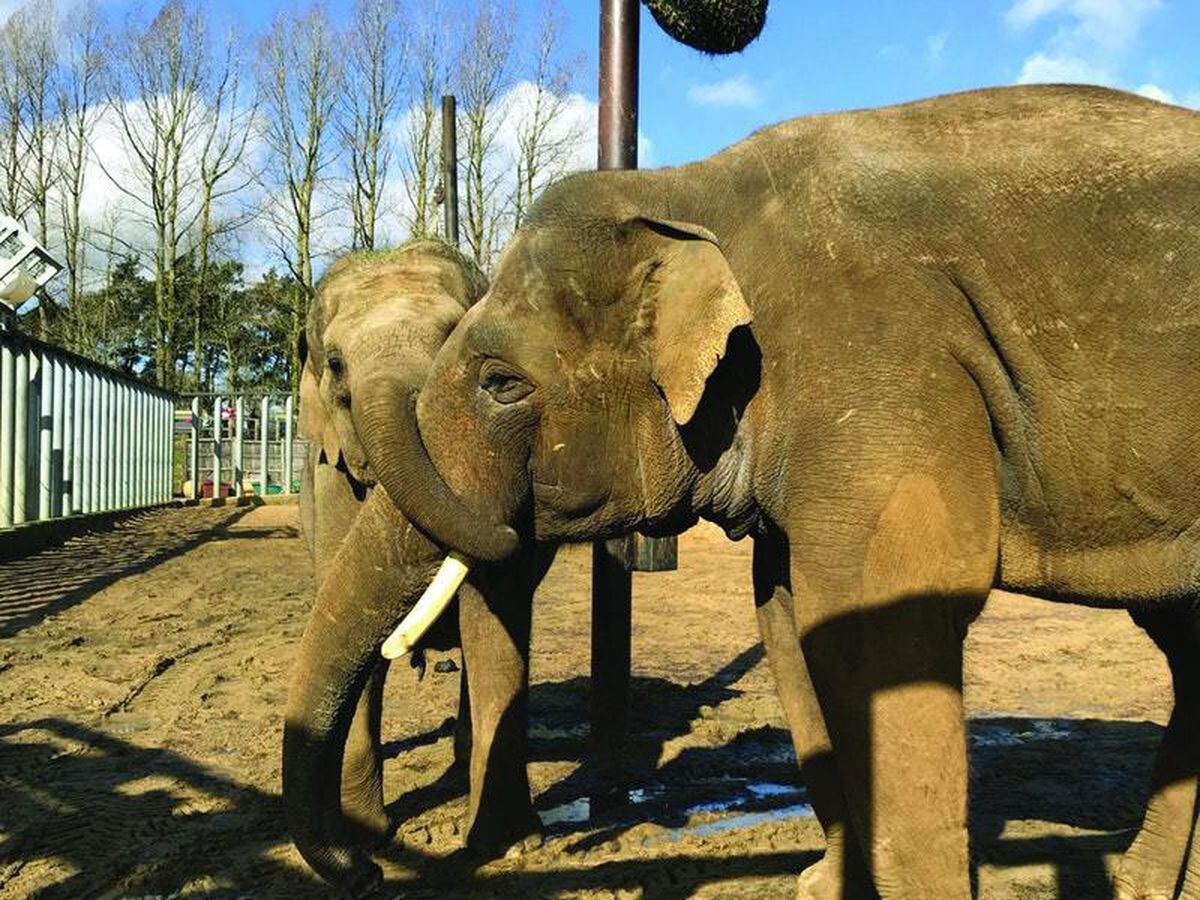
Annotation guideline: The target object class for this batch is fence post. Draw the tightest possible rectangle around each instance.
[79,369,91,513]
[259,395,270,495]
[158,395,166,502]
[234,395,244,498]
[188,395,199,499]
[0,340,13,528]
[117,380,127,508]
[105,375,116,511]
[61,363,74,515]
[13,347,27,524]
[212,395,222,499]
[134,390,144,506]
[37,351,52,520]
[96,376,107,511]
[283,394,294,494]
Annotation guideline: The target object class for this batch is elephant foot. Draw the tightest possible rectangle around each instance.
[465,809,543,861]
[795,852,878,900]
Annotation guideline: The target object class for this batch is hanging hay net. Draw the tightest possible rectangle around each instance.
[642,0,769,55]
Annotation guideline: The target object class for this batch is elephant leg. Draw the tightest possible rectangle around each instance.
[753,528,877,900]
[453,664,473,770]
[340,658,392,844]
[799,589,981,900]
[787,442,997,900]
[1118,603,1200,900]
[457,550,553,855]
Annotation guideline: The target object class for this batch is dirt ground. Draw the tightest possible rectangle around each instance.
[0,502,1173,899]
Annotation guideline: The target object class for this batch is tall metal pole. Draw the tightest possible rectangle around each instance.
[441,95,460,246]
[591,0,646,758]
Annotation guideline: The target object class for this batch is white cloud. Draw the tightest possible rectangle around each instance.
[1134,82,1174,103]
[686,74,763,108]
[1017,52,1113,84]
[1006,0,1161,51]
[37,78,639,284]
[926,31,948,65]
[1006,0,1175,94]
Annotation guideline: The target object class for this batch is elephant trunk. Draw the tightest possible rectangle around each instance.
[283,571,396,894]
[283,513,444,896]
[352,370,518,563]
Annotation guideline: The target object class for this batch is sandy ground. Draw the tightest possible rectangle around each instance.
[0,502,1173,899]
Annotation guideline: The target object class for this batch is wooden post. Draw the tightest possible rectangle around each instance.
[590,0,679,758]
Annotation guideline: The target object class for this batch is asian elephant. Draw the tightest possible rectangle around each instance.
[373,86,1200,899]
[284,240,537,895]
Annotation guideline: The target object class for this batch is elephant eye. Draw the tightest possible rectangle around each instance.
[326,353,345,378]
[479,359,533,404]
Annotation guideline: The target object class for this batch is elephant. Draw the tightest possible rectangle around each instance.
[369,85,1200,900]
[284,239,531,895]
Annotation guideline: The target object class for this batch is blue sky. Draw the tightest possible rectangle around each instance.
[617,0,1199,165]
[44,0,1195,169]
[36,0,1195,169]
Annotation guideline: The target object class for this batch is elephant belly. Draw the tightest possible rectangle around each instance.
[997,514,1200,608]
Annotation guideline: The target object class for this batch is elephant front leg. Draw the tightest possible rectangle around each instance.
[788,450,997,899]
[753,529,877,900]
[340,659,392,844]
[800,588,982,900]
[1117,605,1200,900]
[457,557,546,855]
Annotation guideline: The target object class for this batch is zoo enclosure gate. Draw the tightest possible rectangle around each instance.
[177,394,305,499]
[0,330,175,530]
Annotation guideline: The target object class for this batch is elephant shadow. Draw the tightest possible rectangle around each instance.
[380,638,1162,899]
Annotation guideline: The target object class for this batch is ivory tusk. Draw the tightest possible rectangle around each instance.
[381,553,471,659]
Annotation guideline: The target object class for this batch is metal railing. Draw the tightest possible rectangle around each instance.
[0,330,175,530]
[177,393,302,499]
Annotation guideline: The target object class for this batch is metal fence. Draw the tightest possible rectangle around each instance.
[0,330,175,530]
[177,394,303,499]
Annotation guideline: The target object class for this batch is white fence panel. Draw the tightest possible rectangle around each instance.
[0,331,176,531]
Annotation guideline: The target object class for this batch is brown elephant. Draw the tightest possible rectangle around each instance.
[372,86,1200,899]
[284,239,536,895]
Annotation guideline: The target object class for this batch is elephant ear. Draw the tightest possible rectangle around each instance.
[635,217,752,425]
[296,330,343,467]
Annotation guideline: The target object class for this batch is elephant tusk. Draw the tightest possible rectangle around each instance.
[380,553,471,659]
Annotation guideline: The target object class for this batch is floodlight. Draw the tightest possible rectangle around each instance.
[0,214,64,311]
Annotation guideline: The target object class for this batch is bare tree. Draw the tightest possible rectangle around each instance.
[7,2,58,246]
[54,1,105,315]
[100,0,209,387]
[511,0,583,230]
[399,1,449,240]
[457,0,515,269]
[257,5,342,395]
[339,0,404,251]
[189,25,257,390]
[0,17,27,219]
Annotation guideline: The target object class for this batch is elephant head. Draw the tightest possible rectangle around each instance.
[376,172,762,653]
[297,239,517,563]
